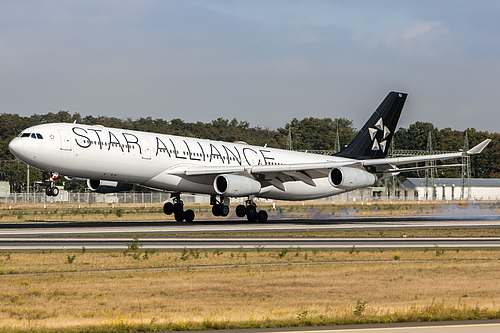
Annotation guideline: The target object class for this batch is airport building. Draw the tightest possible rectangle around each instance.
[400,178,500,201]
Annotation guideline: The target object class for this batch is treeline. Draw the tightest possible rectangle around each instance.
[0,111,499,191]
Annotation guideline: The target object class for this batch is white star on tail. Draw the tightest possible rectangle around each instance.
[369,118,390,152]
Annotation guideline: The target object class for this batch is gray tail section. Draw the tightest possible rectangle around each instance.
[334,91,407,159]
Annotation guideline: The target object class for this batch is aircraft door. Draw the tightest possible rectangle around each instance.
[139,138,151,160]
[59,130,71,151]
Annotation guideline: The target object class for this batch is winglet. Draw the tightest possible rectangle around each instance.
[467,139,491,155]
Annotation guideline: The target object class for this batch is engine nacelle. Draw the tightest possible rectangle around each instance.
[214,174,261,197]
[87,179,133,193]
[328,167,377,190]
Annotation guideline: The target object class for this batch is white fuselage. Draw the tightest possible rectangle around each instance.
[9,123,353,200]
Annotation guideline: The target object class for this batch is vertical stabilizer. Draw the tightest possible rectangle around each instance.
[335,91,407,159]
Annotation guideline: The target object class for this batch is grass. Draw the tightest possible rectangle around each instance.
[1,249,500,331]
[1,201,500,331]
[1,248,500,274]
[1,200,499,223]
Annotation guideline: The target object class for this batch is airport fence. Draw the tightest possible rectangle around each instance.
[0,191,189,204]
[1,189,499,205]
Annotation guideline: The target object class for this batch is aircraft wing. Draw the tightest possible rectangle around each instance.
[166,139,491,186]
[362,139,491,169]
[167,161,351,178]
[165,161,351,190]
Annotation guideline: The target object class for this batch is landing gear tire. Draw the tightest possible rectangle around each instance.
[45,186,59,197]
[174,211,185,222]
[184,209,195,223]
[235,205,246,217]
[257,210,268,223]
[163,202,174,215]
[173,202,184,215]
[212,204,221,216]
[51,187,59,196]
[212,204,229,217]
[246,205,256,218]
[247,214,258,223]
[246,205,257,222]
[221,205,230,217]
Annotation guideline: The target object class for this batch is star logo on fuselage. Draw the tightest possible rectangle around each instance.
[369,118,390,153]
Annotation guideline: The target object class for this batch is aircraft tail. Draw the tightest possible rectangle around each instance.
[335,91,407,159]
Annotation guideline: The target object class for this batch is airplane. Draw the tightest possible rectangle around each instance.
[8,91,491,223]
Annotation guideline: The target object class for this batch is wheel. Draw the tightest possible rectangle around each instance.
[212,204,222,216]
[247,214,258,222]
[51,187,59,196]
[235,204,246,217]
[257,210,268,223]
[221,205,230,217]
[184,209,195,222]
[45,187,53,196]
[173,202,184,214]
[246,205,257,218]
[163,202,174,215]
[174,211,185,222]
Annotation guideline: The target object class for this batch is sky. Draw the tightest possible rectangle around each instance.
[1,0,500,133]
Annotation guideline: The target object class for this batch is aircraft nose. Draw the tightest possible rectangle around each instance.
[8,138,24,159]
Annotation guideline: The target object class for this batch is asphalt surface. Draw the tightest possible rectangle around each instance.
[1,216,500,251]
[183,321,500,332]
[2,217,500,332]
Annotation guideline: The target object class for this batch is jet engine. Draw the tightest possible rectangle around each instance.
[328,167,377,190]
[214,174,261,197]
[87,179,133,193]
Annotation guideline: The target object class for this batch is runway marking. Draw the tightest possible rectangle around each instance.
[2,222,500,236]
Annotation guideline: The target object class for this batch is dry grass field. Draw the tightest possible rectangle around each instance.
[1,201,500,331]
[1,248,500,332]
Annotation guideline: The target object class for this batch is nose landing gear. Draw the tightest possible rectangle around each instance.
[44,172,60,197]
[45,185,59,197]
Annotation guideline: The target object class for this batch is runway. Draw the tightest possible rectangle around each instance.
[1,216,500,251]
[214,321,500,333]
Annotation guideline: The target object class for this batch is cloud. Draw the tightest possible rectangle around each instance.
[1,1,500,132]
[390,20,447,42]
[352,20,450,59]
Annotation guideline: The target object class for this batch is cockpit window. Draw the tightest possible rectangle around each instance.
[18,132,43,139]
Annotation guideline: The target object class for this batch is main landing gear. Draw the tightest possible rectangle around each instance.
[211,195,230,217]
[163,193,195,222]
[44,172,59,197]
[162,194,269,223]
[235,199,268,223]
[211,195,268,223]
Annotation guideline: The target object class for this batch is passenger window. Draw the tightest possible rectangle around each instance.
[36,133,43,139]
